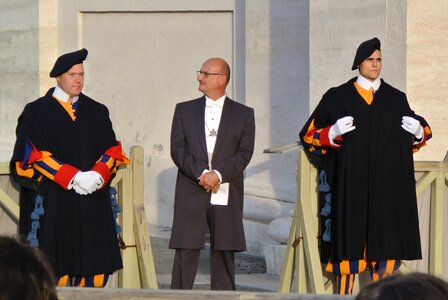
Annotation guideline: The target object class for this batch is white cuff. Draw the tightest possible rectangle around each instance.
[213,170,223,183]
[328,128,338,146]
[67,171,81,190]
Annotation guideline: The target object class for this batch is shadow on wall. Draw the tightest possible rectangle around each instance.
[265,0,310,200]
[155,165,177,228]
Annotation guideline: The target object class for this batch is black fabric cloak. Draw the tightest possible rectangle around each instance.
[11,88,122,277]
[300,78,424,263]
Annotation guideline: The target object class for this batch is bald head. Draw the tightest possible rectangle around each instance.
[197,57,231,99]
[204,58,230,85]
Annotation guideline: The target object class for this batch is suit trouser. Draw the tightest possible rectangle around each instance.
[170,248,235,290]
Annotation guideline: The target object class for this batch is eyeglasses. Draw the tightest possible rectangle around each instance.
[196,70,224,77]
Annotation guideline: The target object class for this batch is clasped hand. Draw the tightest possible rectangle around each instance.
[72,171,103,195]
[198,171,220,194]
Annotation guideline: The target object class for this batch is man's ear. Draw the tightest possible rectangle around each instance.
[220,74,228,86]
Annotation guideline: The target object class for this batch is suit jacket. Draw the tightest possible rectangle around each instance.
[169,96,255,251]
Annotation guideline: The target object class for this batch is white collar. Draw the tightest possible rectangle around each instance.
[205,94,226,107]
[356,75,381,92]
[52,86,79,103]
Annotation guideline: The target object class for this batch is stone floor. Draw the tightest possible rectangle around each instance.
[57,226,353,299]
[150,226,271,291]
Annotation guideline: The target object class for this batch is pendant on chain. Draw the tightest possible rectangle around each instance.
[205,122,218,137]
[209,128,218,137]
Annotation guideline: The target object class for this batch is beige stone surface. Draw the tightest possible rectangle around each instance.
[408,0,448,161]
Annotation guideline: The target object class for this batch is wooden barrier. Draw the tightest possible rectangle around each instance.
[0,163,19,220]
[0,145,157,289]
[265,144,447,294]
[415,160,448,277]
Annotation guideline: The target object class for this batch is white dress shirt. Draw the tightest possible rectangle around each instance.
[52,86,79,103]
[204,95,229,205]
[356,74,381,92]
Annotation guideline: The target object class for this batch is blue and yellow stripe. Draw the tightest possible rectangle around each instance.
[56,274,109,288]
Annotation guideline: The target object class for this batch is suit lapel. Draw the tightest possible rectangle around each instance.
[212,97,231,160]
[195,96,208,158]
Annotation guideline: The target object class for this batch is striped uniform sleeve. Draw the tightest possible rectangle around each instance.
[22,139,79,189]
[14,161,41,181]
[412,118,432,153]
[301,118,341,156]
[90,141,130,186]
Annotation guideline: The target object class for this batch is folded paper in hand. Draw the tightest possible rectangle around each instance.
[211,183,229,205]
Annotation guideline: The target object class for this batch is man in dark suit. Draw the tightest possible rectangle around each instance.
[169,57,255,290]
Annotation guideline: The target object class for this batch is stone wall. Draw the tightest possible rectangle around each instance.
[0,1,39,161]
[243,0,310,255]
[408,0,448,161]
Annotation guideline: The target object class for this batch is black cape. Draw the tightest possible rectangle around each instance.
[300,78,423,262]
[11,88,122,277]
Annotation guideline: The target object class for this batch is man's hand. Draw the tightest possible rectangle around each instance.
[198,171,220,193]
[402,116,423,139]
[329,116,356,140]
[211,184,220,194]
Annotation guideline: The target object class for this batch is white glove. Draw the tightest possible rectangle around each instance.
[71,171,103,195]
[69,172,85,194]
[329,116,356,141]
[401,116,423,139]
[73,182,89,195]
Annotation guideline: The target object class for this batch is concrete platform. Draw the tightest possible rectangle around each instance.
[57,287,353,299]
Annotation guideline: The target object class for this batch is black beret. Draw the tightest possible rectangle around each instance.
[351,38,381,70]
[49,48,88,77]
